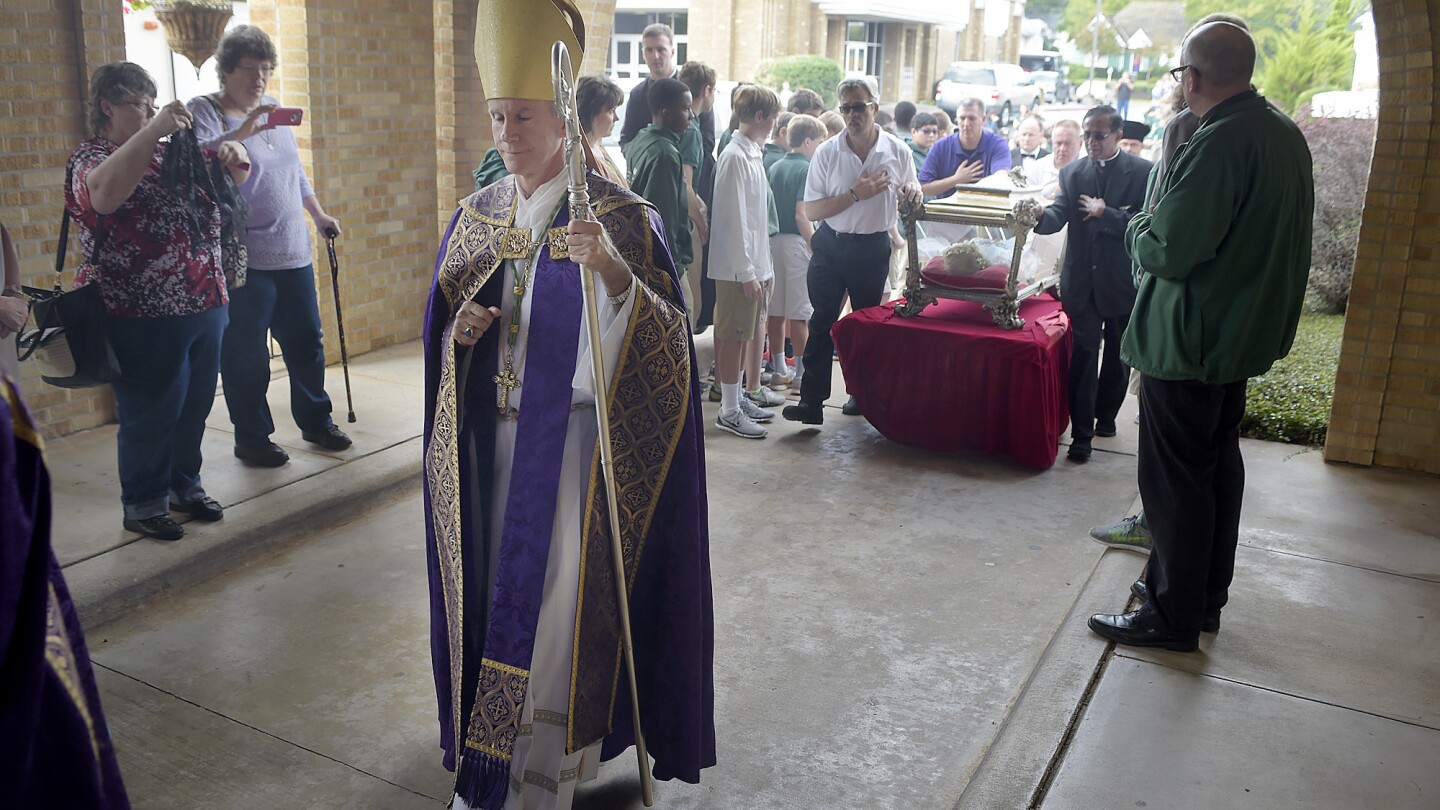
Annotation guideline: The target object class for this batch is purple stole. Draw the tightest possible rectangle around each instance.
[456,214,583,808]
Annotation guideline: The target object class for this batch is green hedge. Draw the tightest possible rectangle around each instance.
[1239,313,1344,446]
[754,55,844,108]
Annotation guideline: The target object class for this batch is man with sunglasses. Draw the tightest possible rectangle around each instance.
[781,77,920,426]
[1020,105,1151,463]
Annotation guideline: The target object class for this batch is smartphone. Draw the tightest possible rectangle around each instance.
[269,107,304,127]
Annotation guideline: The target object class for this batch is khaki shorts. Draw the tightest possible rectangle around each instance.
[713,278,771,342]
[769,234,814,321]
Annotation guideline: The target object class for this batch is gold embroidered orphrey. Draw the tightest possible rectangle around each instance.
[493,197,568,415]
[424,174,692,769]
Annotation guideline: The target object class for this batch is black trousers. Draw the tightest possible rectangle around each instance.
[797,224,891,407]
[1137,375,1248,634]
[1066,300,1130,440]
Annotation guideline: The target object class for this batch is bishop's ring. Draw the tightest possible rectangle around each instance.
[464,326,474,338]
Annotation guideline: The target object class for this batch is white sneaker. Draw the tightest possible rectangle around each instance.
[746,387,787,407]
[769,366,794,390]
[716,408,767,438]
[738,396,775,422]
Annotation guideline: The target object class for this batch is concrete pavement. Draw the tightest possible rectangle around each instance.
[45,339,1440,808]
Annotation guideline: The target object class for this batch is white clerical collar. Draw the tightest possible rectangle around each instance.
[515,171,568,236]
[1095,148,1121,167]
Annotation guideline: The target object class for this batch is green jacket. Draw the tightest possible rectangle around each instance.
[627,124,693,268]
[1122,92,1313,384]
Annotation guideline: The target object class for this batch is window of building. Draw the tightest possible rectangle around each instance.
[610,12,688,81]
[844,20,883,89]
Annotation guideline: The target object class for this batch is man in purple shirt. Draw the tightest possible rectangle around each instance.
[919,97,1012,199]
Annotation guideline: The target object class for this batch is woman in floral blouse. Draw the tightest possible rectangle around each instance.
[66,61,249,541]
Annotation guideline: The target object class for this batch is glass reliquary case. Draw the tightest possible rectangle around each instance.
[896,170,1062,329]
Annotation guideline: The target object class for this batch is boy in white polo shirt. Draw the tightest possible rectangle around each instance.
[709,85,782,438]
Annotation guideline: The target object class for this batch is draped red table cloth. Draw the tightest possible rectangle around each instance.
[832,294,1072,469]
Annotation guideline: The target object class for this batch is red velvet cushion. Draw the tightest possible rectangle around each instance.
[920,257,1011,290]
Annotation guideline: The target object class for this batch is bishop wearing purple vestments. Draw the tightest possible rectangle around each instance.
[420,2,714,808]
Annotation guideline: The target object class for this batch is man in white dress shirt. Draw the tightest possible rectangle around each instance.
[781,77,921,426]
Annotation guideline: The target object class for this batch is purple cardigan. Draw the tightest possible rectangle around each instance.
[188,94,317,271]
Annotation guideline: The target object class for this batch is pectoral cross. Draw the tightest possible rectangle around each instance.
[493,366,520,414]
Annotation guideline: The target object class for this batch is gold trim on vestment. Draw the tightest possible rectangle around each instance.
[566,180,692,753]
[1,378,44,452]
[45,585,100,764]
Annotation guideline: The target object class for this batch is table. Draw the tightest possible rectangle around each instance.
[832,294,1071,469]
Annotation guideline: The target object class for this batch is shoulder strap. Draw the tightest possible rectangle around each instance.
[56,162,108,291]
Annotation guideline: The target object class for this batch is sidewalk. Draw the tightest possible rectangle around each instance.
[45,339,1440,808]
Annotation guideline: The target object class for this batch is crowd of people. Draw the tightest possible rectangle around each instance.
[1,4,1315,805]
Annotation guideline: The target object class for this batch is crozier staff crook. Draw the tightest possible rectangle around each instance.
[551,40,656,808]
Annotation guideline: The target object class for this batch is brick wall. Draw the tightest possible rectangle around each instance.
[1326,0,1440,474]
[2,0,126,436]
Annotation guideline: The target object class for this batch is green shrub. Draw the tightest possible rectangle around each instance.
[1295,112,1375,314]
[754,55,844,108]
[1240,313,1344,446]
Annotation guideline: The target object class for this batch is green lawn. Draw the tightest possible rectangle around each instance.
[1240,313,1345,446]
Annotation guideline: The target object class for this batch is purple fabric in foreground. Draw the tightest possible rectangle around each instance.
[0,380,130,808]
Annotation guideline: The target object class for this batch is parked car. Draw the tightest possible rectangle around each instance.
[1026,70,1069,104]
[933,61,1044,126]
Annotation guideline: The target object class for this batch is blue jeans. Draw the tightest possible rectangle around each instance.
[109,306,228,520]
[221,265,335,447]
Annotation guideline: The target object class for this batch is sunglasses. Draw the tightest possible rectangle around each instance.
[1081,130,1115,141]
[838,102,873,115]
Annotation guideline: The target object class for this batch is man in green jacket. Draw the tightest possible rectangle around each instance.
[1088,21,1314,652]
[627,77,694,272]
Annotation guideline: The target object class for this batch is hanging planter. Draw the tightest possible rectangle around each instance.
[151,0,233,72]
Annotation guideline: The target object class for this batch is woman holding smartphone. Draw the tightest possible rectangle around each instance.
[189,24,351,469]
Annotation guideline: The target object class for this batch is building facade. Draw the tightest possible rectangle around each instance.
[614,0,1026,104]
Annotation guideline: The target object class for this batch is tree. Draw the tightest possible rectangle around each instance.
[1251,1,1358,115]
[1061,0,1129,58]
[755,55,844,108]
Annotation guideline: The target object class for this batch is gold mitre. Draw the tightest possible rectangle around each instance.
[475,0,586,102]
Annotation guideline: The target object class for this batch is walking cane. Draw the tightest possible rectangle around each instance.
[323,227,357,423]
[552,41,654,808]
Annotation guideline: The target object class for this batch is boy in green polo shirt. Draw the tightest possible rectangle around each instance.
[626,77,694,272]
[764,114,826,390]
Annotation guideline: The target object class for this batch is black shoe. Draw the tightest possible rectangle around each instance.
[1087,610,1198,651]
[1128,581,1221,633]
[170,496,224,522]
[841,396,862,416]
[1095,418,1117,437]
[124,515,185,541]
[235,442,290,467]
[781,401,824,425]
[302,424,353,450]
[1067,438,1092,462]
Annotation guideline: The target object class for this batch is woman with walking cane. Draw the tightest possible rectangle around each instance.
[189,24,351,468]
[420,1,714,807]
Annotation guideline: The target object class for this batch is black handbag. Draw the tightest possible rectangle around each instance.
[16,208,121,388]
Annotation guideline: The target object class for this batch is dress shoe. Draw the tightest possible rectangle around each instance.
[781,401,824,425]
[1095,418,1117,437]
[841,396,862,416]
[302,423,353,450]
[1066,438,1092,462]
[235,442,290,467]
[170,496,224,522]
[1087,610,1198,651]
[124,515,185,541]
[1128,580,1221,633]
